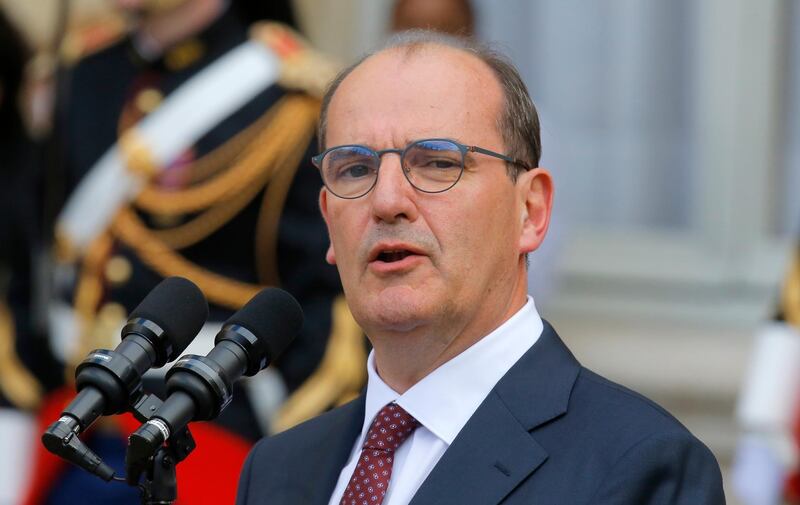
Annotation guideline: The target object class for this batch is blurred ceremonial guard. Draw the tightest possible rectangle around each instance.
[734,247,800,505]
[787,251,800,503]
[3,1,366,503]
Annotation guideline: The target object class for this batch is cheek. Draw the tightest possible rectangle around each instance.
[424,201,480,269]
[432,191,518,264]
[328,209,365,268]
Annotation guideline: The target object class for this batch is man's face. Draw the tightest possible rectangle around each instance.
[320,46,547,350]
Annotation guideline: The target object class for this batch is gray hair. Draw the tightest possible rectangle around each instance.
[317,30,542,180]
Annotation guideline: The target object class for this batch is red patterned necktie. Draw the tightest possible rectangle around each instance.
[339,402,420,505]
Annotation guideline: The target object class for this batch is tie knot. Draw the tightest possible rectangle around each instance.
[362,402,419,452]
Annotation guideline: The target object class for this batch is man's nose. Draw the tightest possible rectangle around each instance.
[368,154,419,224]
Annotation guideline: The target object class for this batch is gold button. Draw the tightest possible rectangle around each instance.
[164,39,204,71]
[120,129,159,177]
[135,88,163,114]
[105,255,132,285]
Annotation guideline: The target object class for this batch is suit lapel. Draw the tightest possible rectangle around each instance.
[407,391,547,505]
[409,321,580,505]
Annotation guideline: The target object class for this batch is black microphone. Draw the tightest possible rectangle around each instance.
[128,287,302,461]
[42,276,208,479]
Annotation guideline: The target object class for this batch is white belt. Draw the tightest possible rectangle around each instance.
[57,40,281,253]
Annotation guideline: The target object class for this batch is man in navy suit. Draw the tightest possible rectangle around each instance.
[236,30,726,505]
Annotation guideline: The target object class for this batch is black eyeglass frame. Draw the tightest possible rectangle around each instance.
[311,138,532,199]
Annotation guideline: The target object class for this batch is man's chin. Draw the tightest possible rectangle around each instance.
[352,288,437,335]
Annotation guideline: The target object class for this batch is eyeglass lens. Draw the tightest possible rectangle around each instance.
[321,139,464,198]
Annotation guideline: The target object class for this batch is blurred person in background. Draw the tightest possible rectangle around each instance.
[734,249,800,505]
[3,0,366,503]
[390,0,474,37]
[787,253,800,504]
[0,9,35,315]
[0,11,63,505]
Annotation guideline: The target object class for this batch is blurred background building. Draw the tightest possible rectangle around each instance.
[1,0,799,504]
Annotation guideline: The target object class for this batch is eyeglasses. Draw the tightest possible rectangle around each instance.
[312,138,530,199]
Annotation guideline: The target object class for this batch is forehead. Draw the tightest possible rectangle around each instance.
[326,45,504,147]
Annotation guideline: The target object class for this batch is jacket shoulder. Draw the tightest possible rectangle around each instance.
[255,398,360,461]
[519,365,724,502]
[573,369,724,503]
[574,367,691,433]
[557,366,716,468]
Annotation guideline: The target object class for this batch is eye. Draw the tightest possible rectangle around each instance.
[426,158,460,170]
[335,163,376,180]
[412,155,462,172]
[406,141,463,172]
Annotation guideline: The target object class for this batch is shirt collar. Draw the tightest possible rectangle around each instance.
[362,296,543,445]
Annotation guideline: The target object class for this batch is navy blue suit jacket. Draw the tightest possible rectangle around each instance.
[236,322,725,504]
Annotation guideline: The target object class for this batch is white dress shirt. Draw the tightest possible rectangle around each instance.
[327,296,544,505]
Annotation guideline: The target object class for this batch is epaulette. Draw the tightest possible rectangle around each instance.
[60,12,127,66]
[250,22,341,100]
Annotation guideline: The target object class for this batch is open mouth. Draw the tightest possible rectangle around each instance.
[368,243,426,270]
[376,250,413,263]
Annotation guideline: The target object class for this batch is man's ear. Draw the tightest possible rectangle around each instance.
[319,188,337,265]
[518,168,554,254]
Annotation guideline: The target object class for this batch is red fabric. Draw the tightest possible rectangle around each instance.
[786,405,800,504]
[787,472,800,504]
[22,388,252,505]
[339,403,419,505]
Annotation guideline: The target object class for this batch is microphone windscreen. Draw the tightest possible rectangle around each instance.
[129,276,209,358]
[226,287,303,362]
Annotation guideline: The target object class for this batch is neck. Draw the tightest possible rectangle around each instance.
[371,274,529,393]
[137,0,225,57]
